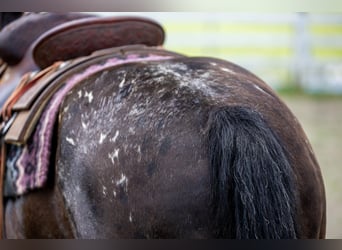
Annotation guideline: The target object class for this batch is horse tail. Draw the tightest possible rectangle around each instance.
[208,106,298,239]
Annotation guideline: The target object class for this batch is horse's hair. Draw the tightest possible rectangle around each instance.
[208,106,298,239]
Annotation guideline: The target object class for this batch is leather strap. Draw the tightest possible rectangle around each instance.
[0,62,62,121]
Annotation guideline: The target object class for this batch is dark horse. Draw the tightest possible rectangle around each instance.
[0,13,326,238]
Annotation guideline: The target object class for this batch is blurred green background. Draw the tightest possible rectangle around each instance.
[98,12,342,238]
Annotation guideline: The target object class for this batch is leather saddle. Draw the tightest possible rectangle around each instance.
[0,12,96,66]
[0,14,167,141]
[0,13,96,108]
[0,13,165,108]
[0,12,171,238]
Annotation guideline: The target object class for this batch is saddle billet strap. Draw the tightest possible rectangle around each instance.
[0,62,62,120]
[0,73,30,119]
[4,45,185,145]
[3,61,90,145]
[11,61,76,111]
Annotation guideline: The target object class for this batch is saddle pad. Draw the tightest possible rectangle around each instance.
[4,52,175,197]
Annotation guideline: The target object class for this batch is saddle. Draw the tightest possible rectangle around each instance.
[0,13,171,238]
[0,13,96,109]
[0,12,96,66]
[0,13,165,107]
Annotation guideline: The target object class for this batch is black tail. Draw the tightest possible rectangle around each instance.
[208,106,298,239]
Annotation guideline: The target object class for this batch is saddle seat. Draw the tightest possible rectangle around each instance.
[0,12,96,66]
[33,16,166,69]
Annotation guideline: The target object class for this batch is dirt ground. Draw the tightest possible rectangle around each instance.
[281,94,342,239]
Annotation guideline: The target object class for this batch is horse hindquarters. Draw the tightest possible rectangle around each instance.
[208,106,298,239]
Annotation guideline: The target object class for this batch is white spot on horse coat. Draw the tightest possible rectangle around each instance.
[254,84,267,94]
[102,186,107,196]
[63,105,69,113]
[116,174,128,190]
[220,67,235,74]
[110,130,119,143]
[156,63,186,78]
[128,105,145,116]
[85,91,93,103]
[128,127,135,134]
[82,121,87,129]
[178,71,218,97]
[137,145,141,161]
[129,212,133,222]
[116,174,126,185]
[119,73,127,88]
[78,90,82,98]
[253,84,274,99]
[108,149,120,164]
[99,133,107,144]
[66,137,75,146]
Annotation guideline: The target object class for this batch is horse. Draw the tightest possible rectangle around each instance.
[0,13,326,239]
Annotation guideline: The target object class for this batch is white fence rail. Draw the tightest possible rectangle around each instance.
[98,12,342,93]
